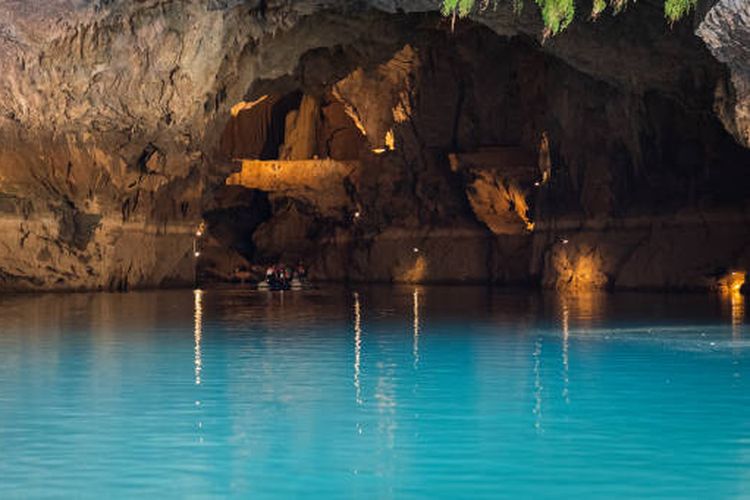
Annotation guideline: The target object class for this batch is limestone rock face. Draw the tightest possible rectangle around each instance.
[0,0,748,290]
[532,212,750,291]
[226,159,358,217]
[280,95,320,161]
[450,148,539,235]
[333,44,417,151]
[0,1,246,289]
[698,0,750,147]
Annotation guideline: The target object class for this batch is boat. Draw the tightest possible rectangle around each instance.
[256,280,290,291]
[256,278,314,291]
[291,278,314,290]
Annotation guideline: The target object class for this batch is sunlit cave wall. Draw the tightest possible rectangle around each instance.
[0,0,748,290]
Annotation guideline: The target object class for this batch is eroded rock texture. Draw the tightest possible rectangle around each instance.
[698,0,750,147]
[0,0,748,290]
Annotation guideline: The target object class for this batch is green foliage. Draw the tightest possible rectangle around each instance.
[664,0,698,22]
[441,0,697,34]
[591,0,607,18]
[441,0,478,17]
[536,0,575,35]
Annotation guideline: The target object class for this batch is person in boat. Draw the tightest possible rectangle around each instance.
[296,261,308,280]
[264,264,283,289]
[269,263,289,290]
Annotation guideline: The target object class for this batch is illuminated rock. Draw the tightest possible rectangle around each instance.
[0,0,747,290]
[280,95,320,161]
[226,159,359,216]
[450,147,538,235]
[333,45,418,151]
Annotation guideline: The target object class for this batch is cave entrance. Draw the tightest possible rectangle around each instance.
[197,31,555,286]
[198,89,369,284]
[194,12,750,289]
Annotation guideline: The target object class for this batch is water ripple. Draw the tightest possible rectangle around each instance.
[0,287,748,498]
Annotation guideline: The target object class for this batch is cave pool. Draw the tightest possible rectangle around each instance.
[0,286,749,498]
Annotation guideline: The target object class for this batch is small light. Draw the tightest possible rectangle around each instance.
[194,251,201,257]
[561,239,569,245]
[354,211,361,219]
[413,247,419,253]
[196,231,203,237]
[534,182,540,187]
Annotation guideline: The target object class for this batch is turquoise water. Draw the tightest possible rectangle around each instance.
[0,286,749,498]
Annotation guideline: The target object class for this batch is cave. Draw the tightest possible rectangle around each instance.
[187,9,750,290]
[4,1,750,495]
[0,0,748,293]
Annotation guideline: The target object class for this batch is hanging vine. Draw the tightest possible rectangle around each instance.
[441,0,698,35]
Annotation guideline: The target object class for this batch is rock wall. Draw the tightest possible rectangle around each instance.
[532,213,750,291]
[698,0,750,147]
[217,22,750,289]
[0,0,748,290]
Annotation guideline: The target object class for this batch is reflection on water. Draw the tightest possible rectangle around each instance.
[375,360,397,452]
[559,290,606,329]
[561,295,570,404]
[194,289,203,386]
[412,287,420,369]
[532,336,543,433]
[0,286,749,498]
[193,289,205,443]
[731,289,745,339]
[353,292,362,406]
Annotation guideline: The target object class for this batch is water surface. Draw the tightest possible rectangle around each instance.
[0,286,748,498]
